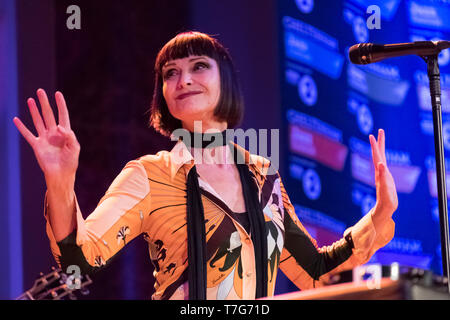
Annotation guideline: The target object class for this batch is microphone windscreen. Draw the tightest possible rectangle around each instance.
[348,43,370,65]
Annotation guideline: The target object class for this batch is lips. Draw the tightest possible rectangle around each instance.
[176,91,202,100]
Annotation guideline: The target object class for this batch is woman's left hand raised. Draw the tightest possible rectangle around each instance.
[369,129,398,225]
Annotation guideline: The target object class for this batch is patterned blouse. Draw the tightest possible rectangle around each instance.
[44,140,395,300]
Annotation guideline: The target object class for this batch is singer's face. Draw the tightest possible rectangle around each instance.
[162,55,221,126]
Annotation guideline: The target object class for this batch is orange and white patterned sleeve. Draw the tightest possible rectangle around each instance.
[44,159,151,274]
[278,174,395,290]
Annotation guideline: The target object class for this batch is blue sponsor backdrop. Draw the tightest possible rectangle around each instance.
[278,0,450,274]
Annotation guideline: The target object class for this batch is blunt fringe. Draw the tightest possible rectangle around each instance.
[149,31,244,137]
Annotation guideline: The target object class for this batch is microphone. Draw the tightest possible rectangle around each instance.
[349,41,450,65]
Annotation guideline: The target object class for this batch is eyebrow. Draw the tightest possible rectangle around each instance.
[162,57,208,69]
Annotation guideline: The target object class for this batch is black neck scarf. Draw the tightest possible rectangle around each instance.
[179,129,268,300]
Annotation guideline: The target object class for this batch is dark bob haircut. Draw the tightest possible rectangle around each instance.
[149,31,244,137]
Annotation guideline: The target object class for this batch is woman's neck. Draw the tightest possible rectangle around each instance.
[190,144,234,167]
[182,119,227,133]
[180,119,234,167]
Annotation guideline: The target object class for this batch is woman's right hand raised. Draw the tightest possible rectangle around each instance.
[13,89,80,185]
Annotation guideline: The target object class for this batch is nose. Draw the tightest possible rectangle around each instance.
[176,71,192,89]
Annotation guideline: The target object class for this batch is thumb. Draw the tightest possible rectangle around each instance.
[376,162,385,181]
[377,162,385,174]
[57,125,80,149]
[57,124,69,135]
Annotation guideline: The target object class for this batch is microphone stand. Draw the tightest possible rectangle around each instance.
[422,54,450,293]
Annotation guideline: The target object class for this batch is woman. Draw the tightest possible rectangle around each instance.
[13,31,398,300]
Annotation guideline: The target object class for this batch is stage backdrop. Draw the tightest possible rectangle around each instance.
[277,0,450,276]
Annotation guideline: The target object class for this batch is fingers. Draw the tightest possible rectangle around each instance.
[55,91,71,130]
[370,129,388,169]
[27,98,46,136]
[24,89,70,134]
[13,117,36,146]
[378,129,386,163]
[369,134,382,167]
[16,89,71,139]
[37,88,57,130]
